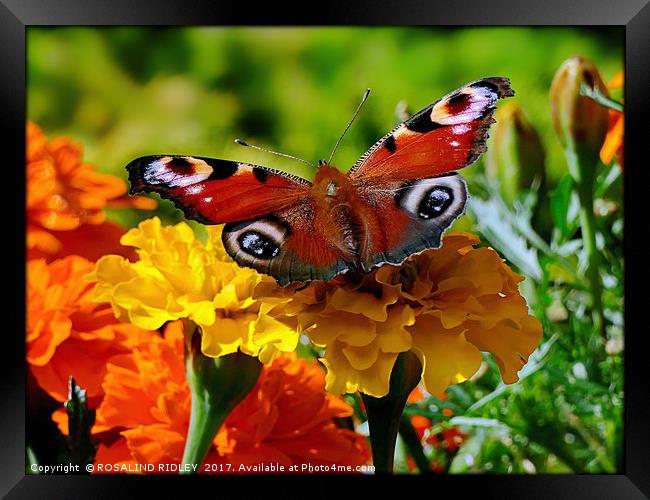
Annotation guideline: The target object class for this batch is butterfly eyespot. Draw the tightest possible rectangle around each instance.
[238,231,280,259]
[417,187,454,219]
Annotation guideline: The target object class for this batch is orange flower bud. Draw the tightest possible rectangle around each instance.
[486,103,546,204]
[550,56,609,177]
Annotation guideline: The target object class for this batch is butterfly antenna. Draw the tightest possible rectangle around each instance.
[234,139,314,168]
[327,88,371,165]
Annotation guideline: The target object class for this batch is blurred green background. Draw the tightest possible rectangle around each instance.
[28,27,622,183]
[27,27,624,474]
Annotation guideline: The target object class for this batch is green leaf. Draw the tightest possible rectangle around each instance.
[550,175,574,238]
[579,82,624,112]
[26,447,39,475]
[448,416,512,436]
[65,377,97,472]
[465,335,558,415]
[468,196,542,281]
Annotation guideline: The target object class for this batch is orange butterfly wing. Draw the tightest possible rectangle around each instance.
[348,77,513,267]
[127,155,349,285]
[127,155,309,223]
[349,77,514,183]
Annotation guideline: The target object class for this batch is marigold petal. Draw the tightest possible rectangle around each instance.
[600,112,623,165]
[27,226,63,254]
[89,255,138,301]
[111,278,176,330]
[465,315,543,384]
[342,341,380,371]
[375,305,415,353]
[201,316,255,358]
[328,287,396,322]
[108,195,158,210]
[322,346,398,397]
[253,314,300,354]
[176,297,217,327]
[26,314,72,366]
[609,70,623,89]
[409,315,483,395]
[94,439,139,473]
[309,312,375,347]
[123,424,186,465]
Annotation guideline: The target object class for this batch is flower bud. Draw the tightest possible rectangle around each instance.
[550,56,609,178]
[486,103,546,204]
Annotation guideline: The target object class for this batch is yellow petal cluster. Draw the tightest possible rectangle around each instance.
[88,217,297,363]
[291,232,543,397]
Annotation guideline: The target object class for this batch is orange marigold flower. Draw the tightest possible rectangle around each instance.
[439,427,467,452]
[26,121,155,261]
[407,386,431,441]
[599,70,624,169]
[425,426,467,452]
[92,321,370,473]
[27,255,155,402]
[407,385,427,403]
[410,415,432,442]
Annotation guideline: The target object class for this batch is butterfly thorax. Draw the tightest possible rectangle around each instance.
[312,164,352,202]
[311,164,367,261]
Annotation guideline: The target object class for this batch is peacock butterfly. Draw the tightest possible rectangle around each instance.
[127,77,514,286]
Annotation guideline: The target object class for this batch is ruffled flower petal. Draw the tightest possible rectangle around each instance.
[409,314,483,395]
[89,218,296,362]
[87,323,370,472]
[27,255,156,401]
[280,231,542,397]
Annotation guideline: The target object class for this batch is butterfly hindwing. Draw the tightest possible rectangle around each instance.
[354,173,468,268]
[349,77,514,183]
[222,210,351,286]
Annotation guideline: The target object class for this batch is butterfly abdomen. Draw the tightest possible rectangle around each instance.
[309,164,362,260]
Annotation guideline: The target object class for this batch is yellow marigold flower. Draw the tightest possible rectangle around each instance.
[291,232,542,398]
[88,217,297,363]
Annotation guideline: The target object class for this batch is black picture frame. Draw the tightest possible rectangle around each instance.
[5,1,649,497]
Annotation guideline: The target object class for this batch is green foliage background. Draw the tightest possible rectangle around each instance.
[28,27,624,474]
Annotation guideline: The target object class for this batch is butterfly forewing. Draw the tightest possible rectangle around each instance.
[348,77,514,182]
[127,155,310,223]
[127,154,349,285]
[346,77,513,271]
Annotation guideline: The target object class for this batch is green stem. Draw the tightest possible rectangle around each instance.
[361,351,422,474]
[566,151,606,340]
[577,190,605,339]
[181,326,262,474]
[182,394,223,473]
[398,415,432,474]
